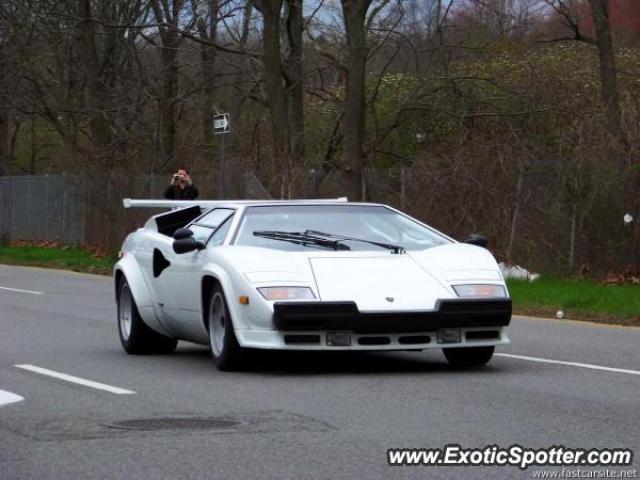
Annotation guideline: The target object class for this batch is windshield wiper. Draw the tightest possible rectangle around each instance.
[253,230,351,251]
[304,230,405,254]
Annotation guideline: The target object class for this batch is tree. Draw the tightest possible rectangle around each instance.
[544,0,626,155]
[339,0,374,200]
[587,0,624,147]
[0,110,7,176]
[254,0,306,196]
[284,0,305,178]
[150,0,188,172]
[194,0,220,151]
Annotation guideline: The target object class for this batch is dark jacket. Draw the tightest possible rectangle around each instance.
[164,184,199,200]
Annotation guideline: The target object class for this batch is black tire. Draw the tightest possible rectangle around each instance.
[443,346,495,368]
[207,284,244,371]
[117,277,177,354]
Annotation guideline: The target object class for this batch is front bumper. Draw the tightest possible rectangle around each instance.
[272,299,512,333]
[235,326,510,350]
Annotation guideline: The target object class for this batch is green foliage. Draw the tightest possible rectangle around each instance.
[305,97,341,168]
[359,42,639,273]
[0,246,116,274]
[508,277,640,324]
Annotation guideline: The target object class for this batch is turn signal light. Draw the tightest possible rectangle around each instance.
[453,284,507,298]
[239,296,250,305]
[257,287,316,301]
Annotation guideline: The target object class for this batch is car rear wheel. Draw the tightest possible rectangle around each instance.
[207,285,244,371]
[118,277,177,354]
[443,346,494,368]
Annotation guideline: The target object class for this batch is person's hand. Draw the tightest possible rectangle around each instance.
[170,174,179,185]
[183,173,192,185]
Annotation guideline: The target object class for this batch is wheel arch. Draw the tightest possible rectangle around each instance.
[201,275,220,333]
[113,253,173,337]
[200,265,241,334]
[114,253,153,307]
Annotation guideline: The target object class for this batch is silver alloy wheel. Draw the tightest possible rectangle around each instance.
[119,283,133,341]
[209,292,226,357]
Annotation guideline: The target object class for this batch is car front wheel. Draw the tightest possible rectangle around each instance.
[207,285,244,371]
[443,346,494,368]
[118,277,177,354]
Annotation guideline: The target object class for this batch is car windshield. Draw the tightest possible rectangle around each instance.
[234,205,450,252]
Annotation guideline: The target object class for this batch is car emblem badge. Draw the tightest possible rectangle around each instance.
[385,297,394,302]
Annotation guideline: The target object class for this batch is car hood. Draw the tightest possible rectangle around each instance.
[220,243,503,311]
[309,255,450,310]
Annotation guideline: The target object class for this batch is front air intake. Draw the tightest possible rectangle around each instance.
[465,330,500,340]
[284,335,321,345]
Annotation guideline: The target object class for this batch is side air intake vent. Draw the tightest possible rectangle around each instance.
[153,249,171,278]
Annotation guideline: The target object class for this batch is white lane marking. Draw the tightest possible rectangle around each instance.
[496,353,640,376]
[15,365,135,395]
[0,389,24,407]
[0,286,43,295]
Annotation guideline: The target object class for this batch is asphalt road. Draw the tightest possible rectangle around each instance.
[1,264,638,480]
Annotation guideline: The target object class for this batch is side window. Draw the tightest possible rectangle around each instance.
[190,225,214,244]
[196,208,234,227]
[209,215,234,246]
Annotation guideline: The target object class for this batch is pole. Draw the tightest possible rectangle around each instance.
[220,132,228,198]
[214,113,230,198]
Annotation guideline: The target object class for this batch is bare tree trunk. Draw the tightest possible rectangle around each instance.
[160,45,178,171]
[241,0,254,47]
[568,203,577,273]
[78,0,110,160]
[77,0,112,247]
[29,115,36,175]
[506,163,524,263]
[197,0,219,167]
[434,0,442,36]
[255,0,291,195]
[151,0,184,172]
[230,0,254,117]
[0,110,8,176]
[587,0,626,151]
[340,0,371,200]
[285,0,305,183]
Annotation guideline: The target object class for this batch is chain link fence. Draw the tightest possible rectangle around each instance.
[0,173,274,250]
[0,175,86,245]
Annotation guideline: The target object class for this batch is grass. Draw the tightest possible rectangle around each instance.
[0,245,117,275]
[0,245,638,326]
[507,277,640,326]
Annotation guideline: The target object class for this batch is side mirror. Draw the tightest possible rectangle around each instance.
[173,227,194,240]
[173,237,205,254]
[464,234,488,249]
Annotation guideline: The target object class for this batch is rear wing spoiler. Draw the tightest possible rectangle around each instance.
[122,198,348,209]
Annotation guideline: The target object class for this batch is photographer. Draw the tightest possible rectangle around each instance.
[164,167,199,200]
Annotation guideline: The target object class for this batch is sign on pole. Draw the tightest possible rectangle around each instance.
[213,113,230,198]
[213,113,230,134]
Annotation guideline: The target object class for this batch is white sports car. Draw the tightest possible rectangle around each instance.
[114,198,511,370]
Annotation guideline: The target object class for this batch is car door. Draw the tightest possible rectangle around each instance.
[157,209,235,341]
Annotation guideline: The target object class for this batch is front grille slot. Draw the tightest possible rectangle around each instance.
[357,336,391,346]
[465,330,500,340]
[398,335,431,345]
[284,335,321,345]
